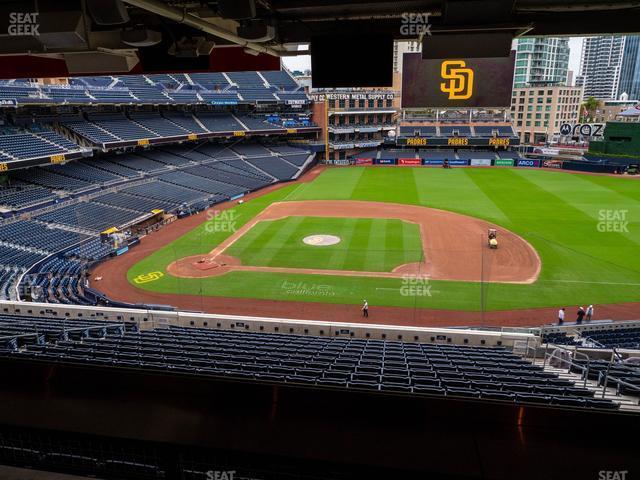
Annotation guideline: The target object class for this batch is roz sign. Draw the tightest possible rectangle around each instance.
[559,123,605,137]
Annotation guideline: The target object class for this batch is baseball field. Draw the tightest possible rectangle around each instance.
[93,166,640,324]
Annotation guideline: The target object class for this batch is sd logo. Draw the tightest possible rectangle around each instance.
[133,271,164,284]
[440,60,474,100]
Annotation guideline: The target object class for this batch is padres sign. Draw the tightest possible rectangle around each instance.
[440,60,474,100]
[133,271,164,284]
[401,53,515,108]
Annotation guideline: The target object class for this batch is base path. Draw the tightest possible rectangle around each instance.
[167,200,541,284]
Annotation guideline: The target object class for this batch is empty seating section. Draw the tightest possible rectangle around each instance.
[196,113,244,132]
[159,171,244,199]
[278,153,309,167]
[183,165,269,190]
[139,149,193,166]
[165,90,201,103]
[44,162,122,184]
[0,133,67,160]
[35,130,82,151]
[35,202,143,232]
[238,89,277,102]
[0,314,137,348]
[400,126,437,136]
[122,181,204,206]
[582,327,640,349]
[220,158,273,181]
[66,238,115,261]
[12,167,92,192]
[456,151,497,160]
[63,120,121,144]
[237,115,283,131]
[497,151,522,160]
[440,125,471,135]
[232,144,272,157]
[0,141,309,304]
[88,89,136,103]
[128,113,190,137]
[243,156,299,180]
[189,73,231,90]
[162,113,207,134]
[198,92,240,103]
[196,143,241,160]
[0,186,55,209]
[93,191,175,213]
[86,113,157,141]
[110,154,166,172]
[81,159,140,178]
[26,256,93,305]
[418,149,455,159]
[0,245,47,269]
[0,221,89,252]
[0,322,618,410]
[226,72,265,88]
[261,71,299,89]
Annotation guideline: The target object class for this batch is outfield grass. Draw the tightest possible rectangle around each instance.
[128,167,640,311]
[226,216,423,272]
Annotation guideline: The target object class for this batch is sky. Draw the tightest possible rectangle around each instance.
[283,37,587,82]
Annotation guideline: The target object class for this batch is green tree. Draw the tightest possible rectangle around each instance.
[581,96,601,122]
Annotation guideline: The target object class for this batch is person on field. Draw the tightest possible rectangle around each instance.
[558,308,565,325]
[362,300,369,318]
[576,306,585,324]
[586,305,594,322]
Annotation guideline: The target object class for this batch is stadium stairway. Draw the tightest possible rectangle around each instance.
[532,356,640,412]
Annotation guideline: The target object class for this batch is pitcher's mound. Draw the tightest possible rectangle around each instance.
[303,234,341,246]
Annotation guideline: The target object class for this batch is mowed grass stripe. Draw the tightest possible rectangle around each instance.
[414,168,510,224]
[353,167,421,205]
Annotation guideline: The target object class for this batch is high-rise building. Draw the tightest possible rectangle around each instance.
[577,36,625,100]
[393,40,421,73]
[513,37,570,88]
[618,35,640,101]
[510,85,583,144]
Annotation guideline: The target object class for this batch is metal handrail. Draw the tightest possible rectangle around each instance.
[541,343,592,388]
[598,372,640,405]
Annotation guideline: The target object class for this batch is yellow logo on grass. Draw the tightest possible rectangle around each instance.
[134,271,164,284]
[440,60,474,100]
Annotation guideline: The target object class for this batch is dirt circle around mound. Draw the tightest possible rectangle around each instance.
[165,200,541,284]
[303,234,342,246]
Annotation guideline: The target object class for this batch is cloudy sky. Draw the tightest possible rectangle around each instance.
[284,37,586,82]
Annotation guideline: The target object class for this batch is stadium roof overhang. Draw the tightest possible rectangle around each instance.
[0,0,638,77]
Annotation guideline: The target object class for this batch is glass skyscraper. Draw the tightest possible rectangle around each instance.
[618,35,640,101]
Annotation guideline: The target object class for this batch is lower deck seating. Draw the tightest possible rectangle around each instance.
[0,321,619,410]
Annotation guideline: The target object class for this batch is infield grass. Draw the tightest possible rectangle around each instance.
[128,167,640,311]
[226,216,423,272]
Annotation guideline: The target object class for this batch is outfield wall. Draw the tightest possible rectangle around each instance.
[349,156,623,173]
[0,300,537,349]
